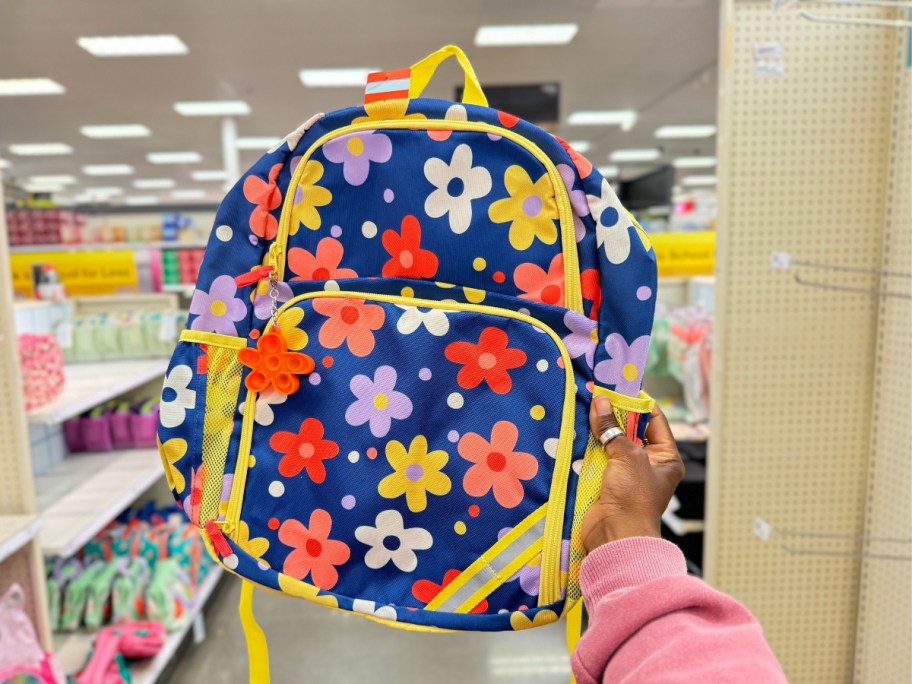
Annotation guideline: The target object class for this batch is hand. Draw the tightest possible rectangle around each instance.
[580,395,685,552]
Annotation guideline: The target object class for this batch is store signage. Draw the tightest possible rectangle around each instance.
[10,250,138,297]
[650,231,716,277]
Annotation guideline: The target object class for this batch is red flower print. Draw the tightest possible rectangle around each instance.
[444,327,526,394]
[381,215,439,279]
[269,417,339,483]
[580,268,601,321]
[458,420,538,509]
[279,509,350,590]
[513,254,565,307]
[554,136,593,179]
[312,297,385,357]
[243,163,283,240]
[411,569,488,614]
[288,237,358,282]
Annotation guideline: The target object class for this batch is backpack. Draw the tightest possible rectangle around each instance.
[157,45,657,682]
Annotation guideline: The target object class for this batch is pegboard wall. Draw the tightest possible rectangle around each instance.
[708,2,910,682]
[853,23,911,684]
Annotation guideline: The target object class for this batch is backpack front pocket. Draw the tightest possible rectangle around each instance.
[224,290,575,617]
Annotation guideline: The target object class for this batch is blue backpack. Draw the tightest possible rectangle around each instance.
[157,45,657,682]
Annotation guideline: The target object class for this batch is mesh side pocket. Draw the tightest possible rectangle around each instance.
[198,344,244,525]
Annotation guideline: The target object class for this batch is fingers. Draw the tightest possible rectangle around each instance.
[589,396,637,460]
[644,405,675,449]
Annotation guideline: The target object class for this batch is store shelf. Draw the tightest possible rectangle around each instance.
[131,566,224,684]
[27,359,168,425]
[36,449,164,557]
[0,515,41,564]
[9,241,209,254]
[53,567,224,681]
[161,283,196,297]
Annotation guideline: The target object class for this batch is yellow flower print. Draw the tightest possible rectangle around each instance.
[232,520,269,562]
[352,99,426,125]
[275,307,309,351]
[277,573,339,608]
[290,160,332,234]
[509,609,559,631]
[488,165,559,251]
[378,435,451,513]
[158,437,187,494]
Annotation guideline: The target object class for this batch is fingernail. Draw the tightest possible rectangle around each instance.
[595,395,612,415]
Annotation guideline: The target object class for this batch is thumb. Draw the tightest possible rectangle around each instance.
[589,395,638,460]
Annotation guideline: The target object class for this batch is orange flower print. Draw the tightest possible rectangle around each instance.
[580,268,601,321]
[411,569,489,614]
[381,215,439,279]
[444,327,526,394]
[513,254,565,307]
[288,237,358,282]
[458,420,538,509]
[312,298,384,357]
[270,417,339,483]
[279,509,350,590]
[243,162,283,239]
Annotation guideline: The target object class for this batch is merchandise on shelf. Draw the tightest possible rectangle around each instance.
[5,208,85,247]
[0,584,66,684]
[64,310,186,363]
[63,398,160,453]
[18,332,65,410]
[73,621,166,684]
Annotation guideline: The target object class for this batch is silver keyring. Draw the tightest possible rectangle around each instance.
[599,427,624,446]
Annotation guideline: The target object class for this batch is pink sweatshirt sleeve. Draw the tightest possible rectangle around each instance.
[571,537,787,684]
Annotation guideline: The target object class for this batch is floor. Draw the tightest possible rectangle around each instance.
[163,576,571,683]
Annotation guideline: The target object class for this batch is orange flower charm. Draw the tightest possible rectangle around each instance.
[239,328,315,395]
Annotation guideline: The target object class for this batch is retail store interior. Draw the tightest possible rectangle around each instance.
[0,1,909,683]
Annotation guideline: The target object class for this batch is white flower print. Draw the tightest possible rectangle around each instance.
[586,178,631,265]
[424,143,492,234]
[396,306,450,336]
[355,510,432,572]
[160,364,196,428]
[352,599,398,621]
[270,112,325,153]
[238,388,288,427]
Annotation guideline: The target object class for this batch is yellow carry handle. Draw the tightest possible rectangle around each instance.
[408,45,488,106]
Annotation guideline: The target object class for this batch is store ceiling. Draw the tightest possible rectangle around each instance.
[0,0,719,206]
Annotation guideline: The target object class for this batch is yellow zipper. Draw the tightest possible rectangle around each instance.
[224,289,576,606]
[273,119,583,314]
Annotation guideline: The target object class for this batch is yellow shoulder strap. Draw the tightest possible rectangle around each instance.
[566,600,584,684]
[239,580,271,683]
[409,45,488,106]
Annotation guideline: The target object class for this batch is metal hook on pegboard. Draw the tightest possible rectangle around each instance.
[774,0,912,27]
[770,251,912,299]
[753,518,912,561]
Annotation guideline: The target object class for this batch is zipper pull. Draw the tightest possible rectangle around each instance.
[235,264,273,287]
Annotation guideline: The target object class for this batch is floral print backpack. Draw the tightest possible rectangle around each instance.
[157,45,657,682]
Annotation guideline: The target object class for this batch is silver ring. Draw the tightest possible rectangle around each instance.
[599,427,624,446]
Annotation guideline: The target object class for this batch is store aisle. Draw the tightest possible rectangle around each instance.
[164,577,571,683]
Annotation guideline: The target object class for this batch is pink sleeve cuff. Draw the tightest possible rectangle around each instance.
[580,536,688,598]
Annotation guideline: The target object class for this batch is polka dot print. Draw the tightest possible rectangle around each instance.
[348,451,360,463]
[341,495,356,510]
[361,220,378,238]
[454,521,467,535]
[383,188,394,203]
[530,405,546,420]
[330,225,342,238]
[447,392,464,409]
[419,368,432,381]
[636,286,652,301]
[447,430,459,443]
[468,505,480,518]
[268,480,285,497]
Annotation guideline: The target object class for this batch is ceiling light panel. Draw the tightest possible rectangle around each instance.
[475,24,579,46]
[171,189,208,199]
[596,165,620,178]
[9,143,73,156]
[29,175,76,185]
[191,170,228,181]
[681,175,717,186]
[0,159,11,169]
[567,110,637,131]
[83,164,133,176]
[147,151,202,164]
[236,137,280,150]
[567,141,591,154]
[0,78,65,96]
[77,34,188,57]
[80,124,151,139]
[124,196,160,205]
[609,148,662,162]
[299,68,378,87]
[673,156,717,169]
[173,100,250,117]
[134,178,176,189]
[83,186,123,196]
[655,125,717,139]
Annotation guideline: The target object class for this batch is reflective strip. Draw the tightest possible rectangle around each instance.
[455,536,543,614]
[430,510,547,613]
[365,77,410,95]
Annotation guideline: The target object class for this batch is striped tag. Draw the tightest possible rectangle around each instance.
[364,68,411,104]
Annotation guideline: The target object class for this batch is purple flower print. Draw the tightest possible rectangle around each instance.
[562,311,598,369]
[345,365,413,438]
[189,275,247,335]
[593,333,651,395]
[498,527,542,596]
[253,280,292,320]
[323,131,392,186]
[557,163,590,243]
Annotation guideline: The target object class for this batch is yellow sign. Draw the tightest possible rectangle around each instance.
[10,250,138,297]
[650,231,715,277]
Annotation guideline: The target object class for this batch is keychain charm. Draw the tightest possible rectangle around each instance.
[238,327,315,395]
